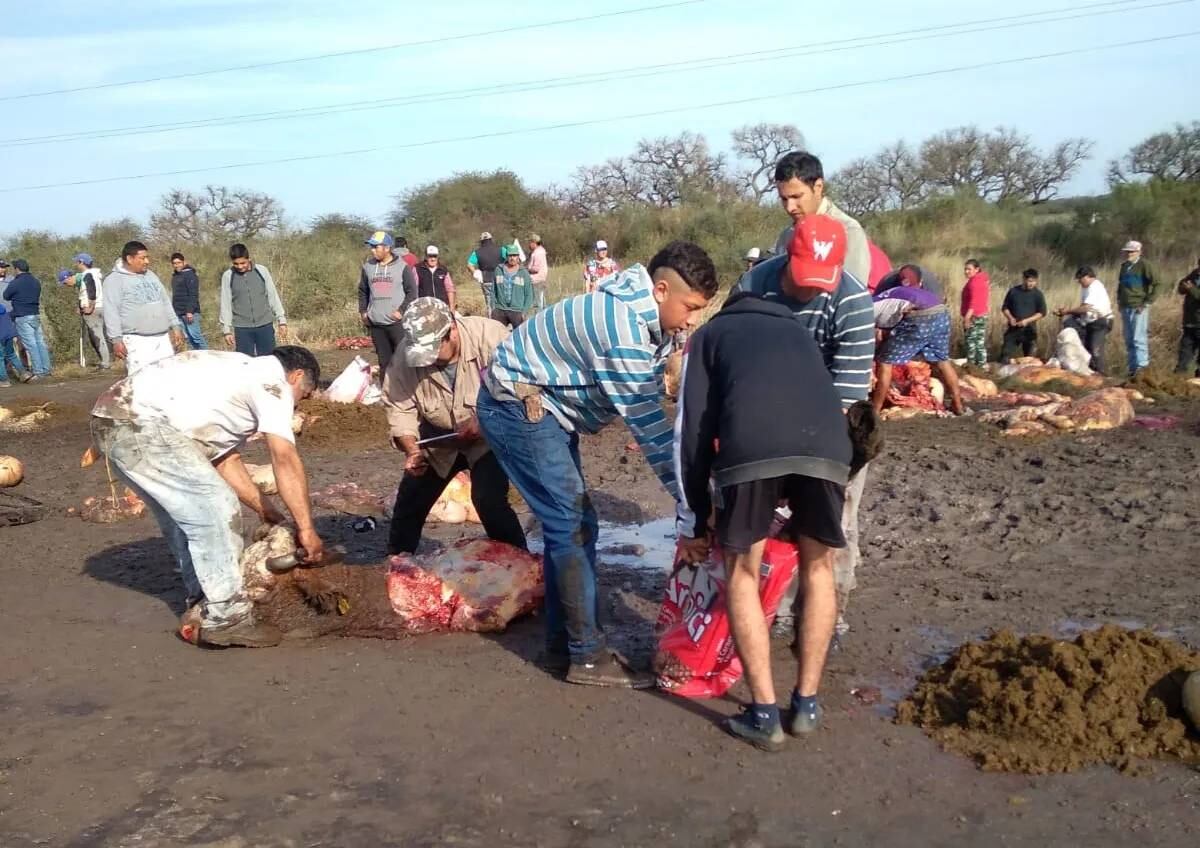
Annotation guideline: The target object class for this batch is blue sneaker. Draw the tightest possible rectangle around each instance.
[788,695,823,736]
[725,706,786,752]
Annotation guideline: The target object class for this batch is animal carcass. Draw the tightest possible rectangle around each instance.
[979,387,1135,436]
[184,527,545,642]
[1003,364,1104,390]
[387,539,544,633]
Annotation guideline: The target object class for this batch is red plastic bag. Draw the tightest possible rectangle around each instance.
[653,538,799,698]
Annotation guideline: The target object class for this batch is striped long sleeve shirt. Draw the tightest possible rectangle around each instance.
[486,265,677,495]
[736,255,875,407]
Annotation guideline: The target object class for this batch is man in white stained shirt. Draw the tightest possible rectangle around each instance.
[90,346,327,648]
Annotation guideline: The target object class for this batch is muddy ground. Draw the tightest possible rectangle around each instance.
[1,359,1199,847]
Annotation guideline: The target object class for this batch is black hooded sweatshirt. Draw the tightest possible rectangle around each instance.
[674,292,852,538]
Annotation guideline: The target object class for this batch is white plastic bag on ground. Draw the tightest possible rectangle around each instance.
[1053,328,1094,376]
[325,355,382,405]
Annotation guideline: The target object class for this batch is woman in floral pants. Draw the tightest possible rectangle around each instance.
[961,259,991,366]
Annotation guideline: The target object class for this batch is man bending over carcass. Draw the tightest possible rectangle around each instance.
[478,241,717,688]
[90,346,327,648]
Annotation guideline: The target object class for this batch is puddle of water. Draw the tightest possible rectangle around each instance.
[526,517,678,572]
[1053,617,1189,642]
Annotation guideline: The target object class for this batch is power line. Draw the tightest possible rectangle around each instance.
[1,30,1195,195]
[0,0,711,103]
[1,0,1183,149]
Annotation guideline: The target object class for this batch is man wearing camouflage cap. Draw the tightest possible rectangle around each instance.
[381,297,527,555]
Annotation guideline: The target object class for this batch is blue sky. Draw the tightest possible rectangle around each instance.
[0,0,1196,236]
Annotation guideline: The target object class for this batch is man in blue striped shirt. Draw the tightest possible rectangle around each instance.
[478,241,718,688]
[738,209,876,646]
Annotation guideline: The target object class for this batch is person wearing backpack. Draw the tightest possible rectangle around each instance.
[219,244,288,356]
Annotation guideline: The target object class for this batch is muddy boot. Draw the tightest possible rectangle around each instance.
[725,705,786,752]
[200,613,283,648]
[787,692,823,736]
[536,649,571,675]
[566,651,653,689]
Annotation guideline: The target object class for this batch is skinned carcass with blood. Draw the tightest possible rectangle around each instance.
[181,526,544,642]
[979,387,1137,436]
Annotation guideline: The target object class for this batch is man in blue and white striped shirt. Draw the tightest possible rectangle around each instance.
[478,241,718,688]
[739,207,876,647]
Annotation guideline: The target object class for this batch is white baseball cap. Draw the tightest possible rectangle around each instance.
[744,247,761,261]
[1121,240,1142,253]
[480,231,493,241]
[595,240,608,251]
[425,245,439,256]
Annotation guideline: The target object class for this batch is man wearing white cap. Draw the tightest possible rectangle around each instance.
[744,247,762,273]
[467,232,503,312]
[414,245,456,313]
[1117,239,1158,378]
[583,240,620,293]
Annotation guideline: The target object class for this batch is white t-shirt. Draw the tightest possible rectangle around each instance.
[1080,280,1113,322]
[93,351,296,459]
[78,268,104,309]
[873,298,910,329]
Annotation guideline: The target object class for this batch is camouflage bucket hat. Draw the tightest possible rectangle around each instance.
[401,297,454,367]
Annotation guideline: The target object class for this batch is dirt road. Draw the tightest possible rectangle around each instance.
[1,369,1198,847]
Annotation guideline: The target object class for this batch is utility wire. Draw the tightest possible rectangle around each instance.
[1,30,1195,194]
[0,0,1178,148]
[0,0,711,103]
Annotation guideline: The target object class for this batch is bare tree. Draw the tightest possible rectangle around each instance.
[1021,138,1094,202]
[919,126,988,195]
[730,123,805,200]
[563,132,731,215]
[830,141,926,216]
[628,132,728,207]
[149,185,284,243]
[1108,121,1200,184]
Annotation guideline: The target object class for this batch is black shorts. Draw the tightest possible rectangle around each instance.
[715,475,847,553]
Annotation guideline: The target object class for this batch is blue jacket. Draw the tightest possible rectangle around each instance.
[2,272,42,319]
[0,303,16,342]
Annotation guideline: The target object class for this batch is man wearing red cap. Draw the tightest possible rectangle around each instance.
[738,214,875,653]
[674,287,854,750]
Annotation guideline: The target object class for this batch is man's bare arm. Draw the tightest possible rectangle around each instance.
[265,434,324,562]
[214,450,282,522]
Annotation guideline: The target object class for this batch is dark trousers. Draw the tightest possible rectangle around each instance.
[234,324,275,356]
[369,323,407,371]
[1000,325,1037,362]
[1064,316,1110,374]
[1177,326,1200,376]
[388,451,527,555]
[491,308,526,329]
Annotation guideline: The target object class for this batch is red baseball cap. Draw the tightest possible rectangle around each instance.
[788,215,847,292]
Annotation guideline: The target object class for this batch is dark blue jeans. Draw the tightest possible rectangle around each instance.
[234,323,275,356]
[476,387,602,661]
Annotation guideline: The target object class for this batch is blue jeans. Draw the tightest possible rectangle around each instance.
[91,417,250,625]
[1,337,26,379]
[181,314,207,350]
[1121,306,1150,374]
[14,315,51,375]
[476,387,602,660]
[234,323,275,356]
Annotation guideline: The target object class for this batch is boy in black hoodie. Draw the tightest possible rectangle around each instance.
[674,289,852,752]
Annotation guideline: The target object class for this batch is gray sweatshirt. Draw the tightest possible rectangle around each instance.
[102,261,181,339]
[358,255,418,326]
[219,264,287,334]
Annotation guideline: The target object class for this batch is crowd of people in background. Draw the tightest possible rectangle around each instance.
[3,145,1199,754]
